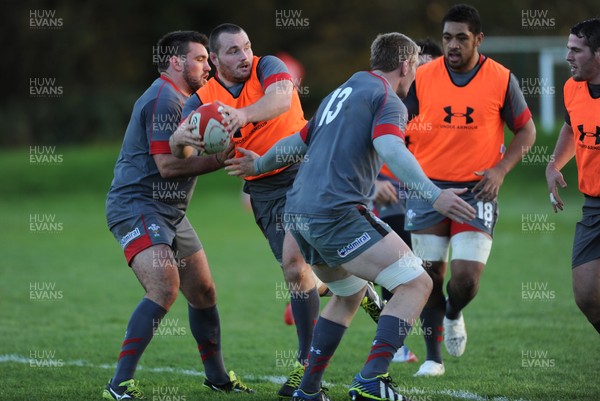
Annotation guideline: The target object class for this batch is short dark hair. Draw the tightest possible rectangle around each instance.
[155,31,208,73]
[370,32,418,72]
[209,23,245,55]
[416,38,443,58]
[442,4,482,35]
[571,18,600,53]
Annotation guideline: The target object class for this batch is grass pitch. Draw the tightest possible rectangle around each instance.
[0,143,598,401]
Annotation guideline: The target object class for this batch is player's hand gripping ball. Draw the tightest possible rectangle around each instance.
[189,103,231,154]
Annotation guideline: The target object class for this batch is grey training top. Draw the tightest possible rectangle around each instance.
[264,71,440,218]
[106,77,196,226]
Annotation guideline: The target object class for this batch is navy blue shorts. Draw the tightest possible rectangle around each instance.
[286,206,392,267]
[109,214,202,265]
[405,180,498,237]
[572,196,600,268]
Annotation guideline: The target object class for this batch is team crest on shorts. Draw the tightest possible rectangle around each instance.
[337,232,371,258]
[406,209,416,227]
[148,223,161,237]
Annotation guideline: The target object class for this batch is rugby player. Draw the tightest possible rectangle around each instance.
[372,38,443,365]
[403,4,536,376]
[226,32,476,401]
[546,18,600,335]
[104,31,252,400]
[172,23,322,399]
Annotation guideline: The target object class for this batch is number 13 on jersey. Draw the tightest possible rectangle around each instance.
[318,87,353,127]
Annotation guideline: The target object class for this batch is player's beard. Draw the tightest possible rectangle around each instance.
[446,45,477,73]
[570,67,585,82]
[217,58,252,84]
[570,60,599,82]
[183,65,205,93]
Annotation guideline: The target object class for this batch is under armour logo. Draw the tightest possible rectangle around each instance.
[443,106,474,124]
[577,124,600,145]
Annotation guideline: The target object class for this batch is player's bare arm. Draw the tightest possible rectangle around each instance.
[155,141,233,179]
[473,119,536,201]
[216,79,293,134]
[546,123,576,212]
[169,113,205,159]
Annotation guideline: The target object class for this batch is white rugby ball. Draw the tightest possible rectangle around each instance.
[190,103,231,154]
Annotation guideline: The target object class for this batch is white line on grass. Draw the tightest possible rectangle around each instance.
[1,354,543,401]
[439,389,536,401]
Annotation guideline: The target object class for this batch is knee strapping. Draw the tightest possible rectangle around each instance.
[375,253,425,292]
[451,231,492,264]
[411,234,450,262]
[326,275,368,296]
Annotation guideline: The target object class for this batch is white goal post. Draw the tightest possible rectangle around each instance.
[480,36,566,133]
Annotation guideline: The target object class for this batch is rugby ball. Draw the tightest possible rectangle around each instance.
[189,103,231,154]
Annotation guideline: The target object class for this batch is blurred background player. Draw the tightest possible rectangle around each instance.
[404,4,536,376]
[226,32,476,401]
[372,37,443,364]
[174,23,318,399]
[546,18,600,335]
[103,31,252,400]
[415,38,444,65]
